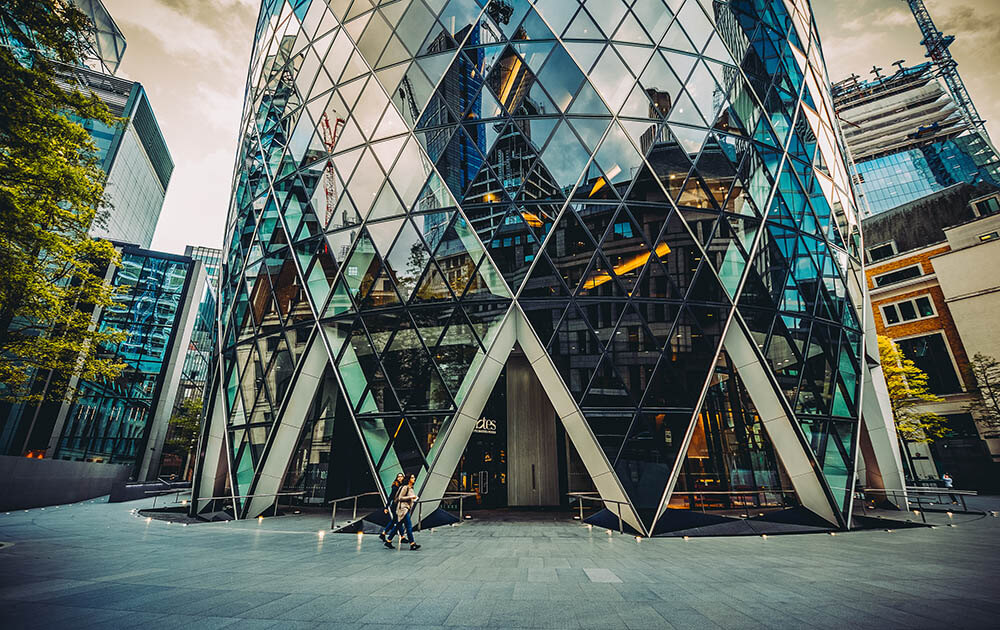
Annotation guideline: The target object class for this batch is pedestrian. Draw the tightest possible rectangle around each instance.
[379,473,405,544]
[384,473,420,550]
[942,472,958,504]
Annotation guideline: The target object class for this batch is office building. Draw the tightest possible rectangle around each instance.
[0,244,205,481]
[864,182,1000,490]
[185,246,223,292]
[1,0,174,248]
[176,246,222,404]
[192,0,904,535]
[833,62,1000,215]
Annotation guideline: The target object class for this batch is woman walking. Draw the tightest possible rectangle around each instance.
[379,473,405,544]
[384,473,420,550]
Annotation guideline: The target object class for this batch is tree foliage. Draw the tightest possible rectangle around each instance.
[877,336,948,443]
[968,353,1000,437]
[165,397,203,455]
[0,0,125,403]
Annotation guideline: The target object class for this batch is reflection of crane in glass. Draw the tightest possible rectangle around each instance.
[486,0,513,25]
[319,112,345,227]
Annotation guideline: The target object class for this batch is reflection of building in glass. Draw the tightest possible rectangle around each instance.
[193,0,903,536]
[0,245,205,480]
[833,63,1000,215]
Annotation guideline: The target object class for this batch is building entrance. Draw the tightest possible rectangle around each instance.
[449,348,589,510]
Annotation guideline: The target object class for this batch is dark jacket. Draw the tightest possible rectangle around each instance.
[387,483,403,511]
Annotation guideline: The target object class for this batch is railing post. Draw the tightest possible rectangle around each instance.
[616,502,623,534]
[579,497,584,522]
[417,501,422,532]
[460,496,464,521]
[353,496,358,522]
[330,499,338,530]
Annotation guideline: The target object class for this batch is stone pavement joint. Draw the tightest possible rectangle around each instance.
[0,496,999,628]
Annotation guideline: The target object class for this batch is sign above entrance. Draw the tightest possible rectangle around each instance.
[473,417,498,435]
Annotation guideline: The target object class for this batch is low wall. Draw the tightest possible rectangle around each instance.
[0,455,131,510]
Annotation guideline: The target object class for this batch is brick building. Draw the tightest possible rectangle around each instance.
[863,183,1000,490]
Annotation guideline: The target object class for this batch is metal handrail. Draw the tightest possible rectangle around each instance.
[567,492,631,534]
[146,488,191,508]
[328,491,479,531]
[861,486,976,513]
[329,492,382,530]
[413,492,477,531]
[195,490,307,520]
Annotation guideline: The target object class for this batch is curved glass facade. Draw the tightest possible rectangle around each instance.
[197,0,899,533]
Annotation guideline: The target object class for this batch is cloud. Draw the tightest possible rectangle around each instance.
[815,0,1000,145]
[106,0,255,74]
[101,0,258,254]
[872,8,911,28]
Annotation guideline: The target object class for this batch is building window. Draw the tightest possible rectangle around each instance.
[873,264,923,287]
[941,413,979,439]
[882,296,935,325]
[978,231,999,243]
[973,195,1000,216]
[896,332,962,394]
[867,241,896,262]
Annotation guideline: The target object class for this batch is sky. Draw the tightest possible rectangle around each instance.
[102,0,1000,256]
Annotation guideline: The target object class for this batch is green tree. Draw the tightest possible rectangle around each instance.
[878,335,949,475]
[0,0,125,403]
[968,352,1000,437]
[164,397,203,479]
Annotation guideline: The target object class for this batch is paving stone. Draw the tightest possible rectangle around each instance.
[0,497,998,629]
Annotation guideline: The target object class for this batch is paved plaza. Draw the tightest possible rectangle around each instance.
[1,496,998,629]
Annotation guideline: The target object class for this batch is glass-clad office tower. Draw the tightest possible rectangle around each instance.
[51,247,202,479]
[193,0,905,535]
[0,0,173,248]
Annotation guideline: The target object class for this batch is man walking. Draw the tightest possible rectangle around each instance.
[942,472,958,504]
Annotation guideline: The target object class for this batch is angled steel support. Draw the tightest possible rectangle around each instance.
[245,332,329,518]
[718,316,840,527]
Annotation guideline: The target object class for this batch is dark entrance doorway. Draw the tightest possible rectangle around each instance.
[449,347,588,510]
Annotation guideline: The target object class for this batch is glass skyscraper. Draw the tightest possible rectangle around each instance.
[0,245,205,481]
[0,0,179,467]
[193,0,904,535]
[179,246,223,403]
[0,0,174,248]
[78,73,174,249]
[51,248,198,476]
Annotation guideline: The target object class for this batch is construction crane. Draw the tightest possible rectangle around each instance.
[903,0,987,137]
[319,112,345,228]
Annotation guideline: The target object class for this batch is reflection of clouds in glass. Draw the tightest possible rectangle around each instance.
[590,48,633,112]
[595,124,641,184]
[542,120,589,190]
[538,46,583,111]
